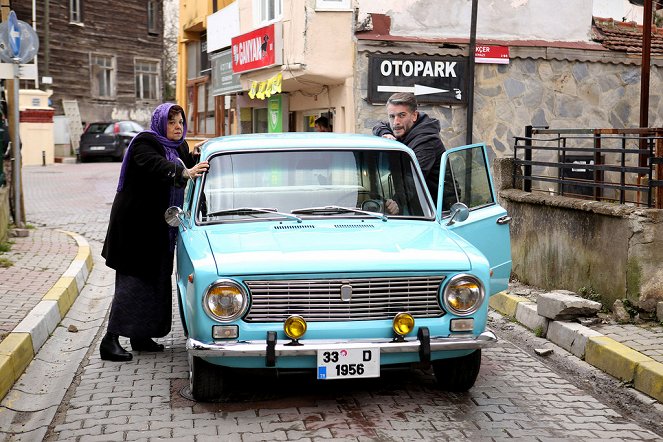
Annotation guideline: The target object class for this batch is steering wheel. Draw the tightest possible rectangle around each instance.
[361,199,384,213]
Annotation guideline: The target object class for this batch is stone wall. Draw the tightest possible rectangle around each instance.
[356,43,663,161]
[494,158,663,313]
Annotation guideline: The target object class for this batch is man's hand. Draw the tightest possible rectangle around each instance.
[382,134,396,141]
[385,199,399,215]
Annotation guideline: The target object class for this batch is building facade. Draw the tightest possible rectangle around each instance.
[177,0,356,141]
[178,0,663,166]
[11,0,165,127]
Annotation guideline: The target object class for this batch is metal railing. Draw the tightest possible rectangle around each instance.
[513,126,663,208]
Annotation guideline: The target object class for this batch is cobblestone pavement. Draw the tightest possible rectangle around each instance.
[1,162,662,441]
[0,228,76,341]
[44,314,663,442]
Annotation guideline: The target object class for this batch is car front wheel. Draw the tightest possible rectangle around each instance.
[432,349,481,392]
[189,354,225,401]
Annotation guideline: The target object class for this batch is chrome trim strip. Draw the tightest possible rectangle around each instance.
[186,330,497,357]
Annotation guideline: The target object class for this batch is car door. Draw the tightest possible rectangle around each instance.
[436,143,512,295]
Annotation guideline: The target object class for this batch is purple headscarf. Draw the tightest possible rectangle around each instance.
[116,103,188,192]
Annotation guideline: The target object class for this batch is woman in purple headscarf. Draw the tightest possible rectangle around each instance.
[100,103,209,362]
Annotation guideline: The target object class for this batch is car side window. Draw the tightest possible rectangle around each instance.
[443,146,494,211]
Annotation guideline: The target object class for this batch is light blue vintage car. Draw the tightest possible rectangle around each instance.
[166,133,511,401]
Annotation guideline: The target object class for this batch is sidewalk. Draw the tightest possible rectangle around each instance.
[1,225,662,406]
[0,227,92,401]
[491,285,663,403]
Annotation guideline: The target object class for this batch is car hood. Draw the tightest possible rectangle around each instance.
[203,220,471,276]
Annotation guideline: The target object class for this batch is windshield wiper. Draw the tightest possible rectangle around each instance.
[291,205,387,222]
[206,207,302,223]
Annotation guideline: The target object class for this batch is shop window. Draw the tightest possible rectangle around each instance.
[135,60,160,100]
[90,54,115,99]
[253,108,268,133]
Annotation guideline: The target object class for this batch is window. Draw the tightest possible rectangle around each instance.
[70,0,82,23]
[147,0,159,34]
[315,0,351,10]
[256,0,282,24]
[444,146,494,211]
[187,78,214,136]
[90,54,115,99]
[135,60,160,100]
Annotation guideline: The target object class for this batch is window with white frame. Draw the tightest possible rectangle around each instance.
[90,54,115,99]
[147,0,159,34]
[315,0,351,10]
[255,0,282,24]
[135,60,160,100]
[70,0,82,23]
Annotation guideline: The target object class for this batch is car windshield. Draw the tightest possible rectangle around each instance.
[197,148,434,223]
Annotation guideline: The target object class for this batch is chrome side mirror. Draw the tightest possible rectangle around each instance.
[446,202,469,226]
[165,206,185,227]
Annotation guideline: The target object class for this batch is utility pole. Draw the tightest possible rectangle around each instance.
[0,1,26,228]
[466,0,478,145]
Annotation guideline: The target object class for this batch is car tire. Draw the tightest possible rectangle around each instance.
[189,354,225,401]
[432,349,481,392]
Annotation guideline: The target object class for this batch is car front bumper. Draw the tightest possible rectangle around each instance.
[186,329,497,365]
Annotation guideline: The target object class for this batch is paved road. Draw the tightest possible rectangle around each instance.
[1,162,662,441]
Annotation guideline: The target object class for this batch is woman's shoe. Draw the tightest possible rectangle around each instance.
[100,333,133,361]
[130,338,165,352]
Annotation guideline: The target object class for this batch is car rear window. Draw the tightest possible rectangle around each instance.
[86,123,111,134]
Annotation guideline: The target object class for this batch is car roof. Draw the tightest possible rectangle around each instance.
[200,133,409,156]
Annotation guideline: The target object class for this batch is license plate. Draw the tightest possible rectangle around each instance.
[316,348,380,380]
[89,146,105,151]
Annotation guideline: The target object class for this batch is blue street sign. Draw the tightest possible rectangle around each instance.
[8,11,20,58]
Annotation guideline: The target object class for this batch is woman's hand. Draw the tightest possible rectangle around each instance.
[186,161,209,179]
[193,139,208,156]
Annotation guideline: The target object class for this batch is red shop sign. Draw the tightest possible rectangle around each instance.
[231,23,283,73]
[474,45,510,64]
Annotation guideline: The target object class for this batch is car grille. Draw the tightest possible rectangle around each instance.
[244,276,446,322]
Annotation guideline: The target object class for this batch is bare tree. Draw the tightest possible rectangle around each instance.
[163,0,178,102]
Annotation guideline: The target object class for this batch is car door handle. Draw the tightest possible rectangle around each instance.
[496,216,511,225]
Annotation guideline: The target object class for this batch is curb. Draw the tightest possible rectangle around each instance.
[0,230,93,402]
[490,291,663,403]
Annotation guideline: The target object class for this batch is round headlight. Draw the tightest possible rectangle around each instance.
[203,280,248,322]
[284,315,307,340]
[392,312,415,336]
[443,274,484,316]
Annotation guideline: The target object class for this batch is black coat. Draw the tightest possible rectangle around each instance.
[373,112,445,202]
[102,133,196,277]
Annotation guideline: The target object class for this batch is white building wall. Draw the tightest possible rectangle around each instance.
[356,0,640,42]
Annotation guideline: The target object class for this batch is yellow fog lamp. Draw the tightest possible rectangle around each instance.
[284,315,307,342]
[392,312,415,340]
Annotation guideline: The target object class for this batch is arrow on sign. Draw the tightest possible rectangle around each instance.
[8,11,20,58]
[377,84,450,96]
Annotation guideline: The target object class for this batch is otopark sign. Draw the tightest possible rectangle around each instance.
[367,54,468,105]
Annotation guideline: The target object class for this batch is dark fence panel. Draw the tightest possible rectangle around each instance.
[513,127,663,208]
